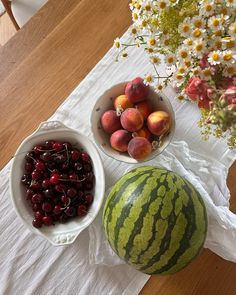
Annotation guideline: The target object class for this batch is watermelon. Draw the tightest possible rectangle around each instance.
[102,166,207,275]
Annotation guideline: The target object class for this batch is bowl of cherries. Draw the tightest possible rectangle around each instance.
[10,121,105,246]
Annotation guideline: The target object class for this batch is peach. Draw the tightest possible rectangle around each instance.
[128,137,152,160]
[133,126,153,142]
[110,129,132,152]
[147,111,171,136]
[120,108,144,132]
[101,110,122,134]
[135,100,153,120]
[114,94,134,110]
[125,77,149,103]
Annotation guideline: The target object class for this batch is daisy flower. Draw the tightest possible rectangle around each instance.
[178,20,192,37]
[199,67,214,81]
[222,50,235,64]
[208,50,222,65]
[155,83,164,92]
[144,73,154,85]
[173,72,185,85]
[147,36,157,46]
[222,37,236,50]
[200,1,216,17]
[183,58,191,68]
[130,26,139,37]
[177,65,187,74]
[208,16,222,31]
[225,0,236,7]
[165,54,176,66]
[192,28,206,39]
[157,0,169,10]
[223,64,236,77]
[209,37,222,50]
[193,39,206,56]
[114,38,121,49]
[191,67,201,77]
[177,47,189,59]
[192,16,206,29]
[176,92,187,101]
[161,35,171,47]
[229,22,236,37]
[183,38,194,47]
[150,55,161,65]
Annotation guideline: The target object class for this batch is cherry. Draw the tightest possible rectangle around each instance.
[42,216,53,226]
[26,188,34,199]
[32,218,42,228]
[67,188,77,198]
[40,151,53,162]
[43,189,54,198]
[65,206,76,217]
[81,152,90,163]
[29,180,42,191]
[53,142,63,151]
[55,183,66,193]
[50,174,60,184]
[25,162,34,173]
[33,145,44,155]
[69,173,78,182]
[77,204,87,217]
[42,202,52,212]
[32,203,42,212]
[53,205,62,215]
[35,161,45,171]
[71,149,80,161]
[61,195,69,204]
[74,162,82,171]
[42,179,51,189]
[44,140,55,149]
[85,193,93,205]
[21,174,30,186]
[31,193,44,204]
[34,211,44,220]
[25,151,35,162]
[31,170,42,180]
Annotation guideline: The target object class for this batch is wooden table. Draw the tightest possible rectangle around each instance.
[0,1,236,294]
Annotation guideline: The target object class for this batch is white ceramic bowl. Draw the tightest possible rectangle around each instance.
[10,121,105,246]
[91,82,175,163]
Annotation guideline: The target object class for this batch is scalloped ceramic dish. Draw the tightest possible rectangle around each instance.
[91,82,175,163]
[10,121,105,246]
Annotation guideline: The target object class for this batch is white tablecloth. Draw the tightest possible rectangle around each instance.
[0,30,236,295]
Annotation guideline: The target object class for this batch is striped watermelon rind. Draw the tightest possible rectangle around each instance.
[102,166,207,275]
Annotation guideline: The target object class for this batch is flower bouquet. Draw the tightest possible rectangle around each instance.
[114,0,236,148]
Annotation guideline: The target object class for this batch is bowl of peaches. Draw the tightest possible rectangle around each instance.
[91,77,175,163]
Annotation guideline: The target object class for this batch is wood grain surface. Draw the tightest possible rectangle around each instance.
[0,1,235,294]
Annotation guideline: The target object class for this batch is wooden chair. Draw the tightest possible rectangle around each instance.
[1,0,47,30]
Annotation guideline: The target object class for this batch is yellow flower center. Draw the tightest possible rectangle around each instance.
[183,24,190,33]
[149,38,156,46]
[142,20,147,27]
[133,12,138,20]
[122,52,128,57]
[212,53,220,61]
[176,74,183,80]
[226,67,234,74]
[215,41,222,49]
[159,2,166,9]
[185,61,191,67]
[157,85,163,91]
[131,28,137,34]
[223,53,232,61]
[178,67,185,74]
[215,30,222,37]
[135,3,141,9]
[164,39,169,46]
[180,51,188,58]
[195,44,203,51]
[193,69,200,75]
[177,95,185,100]
[194,20,203,28]
[220,7,227,15]
[193,29,202,38]
[147,47,154,53]
[146,75,153,82]
[168,57,174,63]
[205,4,212,12]
[232,25,236,34]
[203,69,211,76]
[212,19,220,27]
[152,57,159,63]
[145,4,151,11]
[115,41,120,48]
[187,39,193,46]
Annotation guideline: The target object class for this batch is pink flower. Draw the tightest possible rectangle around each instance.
[199,53,210,69]
[224,86,236,104]
[185,77,214,109]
